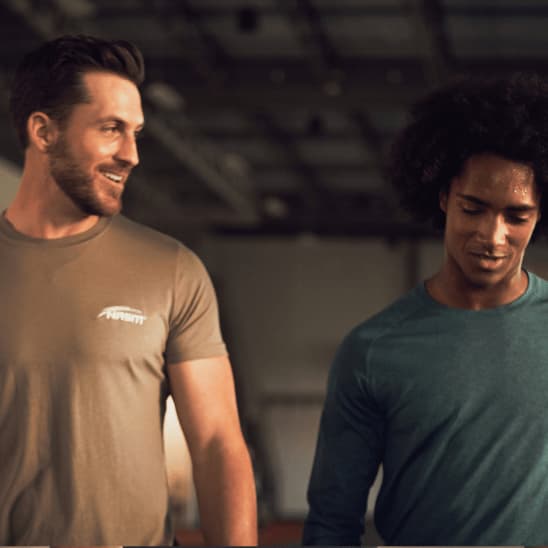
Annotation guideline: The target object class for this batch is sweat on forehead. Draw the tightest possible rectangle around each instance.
[448,155,540,219]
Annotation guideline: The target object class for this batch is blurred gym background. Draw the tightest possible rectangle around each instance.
[2,0,548,544]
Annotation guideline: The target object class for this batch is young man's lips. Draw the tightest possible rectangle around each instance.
[469,252,507,269]
[470,252,506,259]
[100,169,129,184]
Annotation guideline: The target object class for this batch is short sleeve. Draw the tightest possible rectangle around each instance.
[164,245,227,363]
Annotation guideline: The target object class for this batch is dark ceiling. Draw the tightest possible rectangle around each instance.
[2,0,548,238]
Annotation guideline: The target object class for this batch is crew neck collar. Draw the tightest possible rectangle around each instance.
[417,269,536,314]
[0,210,112,247]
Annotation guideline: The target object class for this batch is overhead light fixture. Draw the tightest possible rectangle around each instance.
[146,82,185,111]
[263,196,289,219]
[222,153,251,180]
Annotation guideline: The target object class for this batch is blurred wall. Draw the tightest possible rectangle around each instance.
[198,235,445,520]
[0,157,20,209]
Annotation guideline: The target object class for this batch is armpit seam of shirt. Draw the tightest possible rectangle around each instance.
[361,293,428,404]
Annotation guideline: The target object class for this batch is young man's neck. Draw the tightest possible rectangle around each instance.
[4,202,100,240]
[425,266,528,310]
[6,162,100,239]
[6,181,100,240]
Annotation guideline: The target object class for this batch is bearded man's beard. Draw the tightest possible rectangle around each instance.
[48,137,124,217]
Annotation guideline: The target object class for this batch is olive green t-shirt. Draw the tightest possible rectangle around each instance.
[0,213,226,545]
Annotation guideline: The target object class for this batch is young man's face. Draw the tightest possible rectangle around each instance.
[48,71,144,217]
[440,153,541,290]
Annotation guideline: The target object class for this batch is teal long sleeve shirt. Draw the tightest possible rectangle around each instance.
[304,271,548,545]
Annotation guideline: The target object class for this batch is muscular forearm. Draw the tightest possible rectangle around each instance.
[192,438,257,545]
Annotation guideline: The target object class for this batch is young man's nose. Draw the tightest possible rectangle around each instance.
[476,214,508,246]
[115,134,139,167]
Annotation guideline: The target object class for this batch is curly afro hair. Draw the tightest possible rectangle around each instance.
[390,73,548,232]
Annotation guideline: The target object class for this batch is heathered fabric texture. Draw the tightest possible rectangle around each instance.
[304,271,548,545]
[0,213,226,545]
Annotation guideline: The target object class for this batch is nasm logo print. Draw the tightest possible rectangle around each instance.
[97,306,147,326]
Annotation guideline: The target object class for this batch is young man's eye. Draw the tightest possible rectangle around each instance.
[462,207,481,215]
[507,216,528,224]
[102,126,119,134]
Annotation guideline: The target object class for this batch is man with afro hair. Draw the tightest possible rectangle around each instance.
[303,73,548,545]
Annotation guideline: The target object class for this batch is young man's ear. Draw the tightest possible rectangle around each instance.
[439,190,448,214]
[27,112,59,153]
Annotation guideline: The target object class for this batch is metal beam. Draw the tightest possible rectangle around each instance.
[182,82,421,112]
[152,49,548,112]
[352,111,387,175]
[404,0,454,86]
[279,0,340,74]
[252,112,329,200]
[112,4,548,19]
[93,5,411,17]
[4,51,542,113]
[145,116,259,223]
[137,0,219,85]
[178,0,230,67]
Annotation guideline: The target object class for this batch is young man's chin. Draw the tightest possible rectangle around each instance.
[102,195,123,216]
[463,266,515,290]
[76,196,122,218]
[97,201,122,217]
